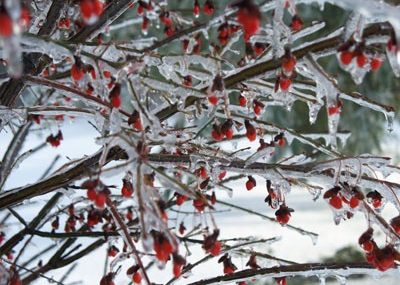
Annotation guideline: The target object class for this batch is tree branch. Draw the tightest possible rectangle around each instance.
[186,262,395,285]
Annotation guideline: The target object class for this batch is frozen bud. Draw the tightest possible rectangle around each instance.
[211,74,224,92]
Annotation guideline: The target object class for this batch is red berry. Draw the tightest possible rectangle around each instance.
[86,65,96,79]
[245,176,256,190]
[93,0,104,16]
[210,241,221,256]
[239,94,247,107]
[225,128,233,139]
[219,36,230,45]
[173,264,182,277]
[109,84,121,108]
[340,50,353,65]
[282,56,296,73]
[108,246,119,257]
[80,0,94,21]
[95,192,107,208]
[179,222,186,235]
[126,208,133,221]
[58,18,71,30]
[374,246,396,272]
[278,213,290,224]
[198,165,208,178]
[236,4,261,42]
[218,23,229,38]
[349,196,360,208]
[9,272,22,285]
[275,205,293,225]
[253,42,265,56]
[193,0,200,17]
[103,70,111,78]
[372,199,382,208]
[211,129,223,141]
[164,26,175,37]
[246,128,256,141]
[121,181,134,198]
[193,43,201,54]
[356,53,367,68]
[100,273,115,285]
[46,131,63,147]
[182,39,189,51]
[172,254,186,277]
[329,196,342,209]
[132,272,142,284]
[224,265,235,275]
[142,16,150,32]
[137,4,144,15]
[367,191,383,208]
[175,193,188,206]
[370,57,382,71]
[159,12,173,27]
[218,170,227,180]
[245,120,256,142]
[362,240,375,253]
[71,64,85,81]
[275,277,287,285]
[204,0,215,15]
[328,105,341,116]
[183,75,192,87]
[253,104,262,115]
[153,235,174,262]
[86,83,94,95]
[211,124,223,141]
[208,95,218,105]
[279,77,291,91]
[110,95,121,108]
[193,198,206,212]
[20,7,31,28]
[290,15,303,31]
[146,1,153,11]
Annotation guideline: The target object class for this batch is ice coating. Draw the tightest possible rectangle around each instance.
[0,1,399,285]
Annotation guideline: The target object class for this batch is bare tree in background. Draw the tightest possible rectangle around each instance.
[1,0,400,284]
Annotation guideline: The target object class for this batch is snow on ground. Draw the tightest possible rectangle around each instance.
[1,119,400,284]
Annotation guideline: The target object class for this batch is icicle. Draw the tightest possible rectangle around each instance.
[335,274,347,285]
[4,1,20,22]
[385,111,395,133]
[310,232,319,245]
[109,108,122,134]
[272,0,291,58]
[292,21,325,42]
[386,46,400,77]
[343,12,365,42]
[3,36,22,77]
[339,91,395,133]
[303,56,341,148]
[245,146,275,166]
[307,101,322,125]
[347,63,368,84]
[0,105,26,131]
[21,35,72,64]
